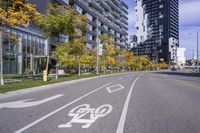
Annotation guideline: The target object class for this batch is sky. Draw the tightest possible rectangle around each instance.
[123,0,200,59]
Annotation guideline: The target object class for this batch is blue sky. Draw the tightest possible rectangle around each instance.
[123,0,200,59]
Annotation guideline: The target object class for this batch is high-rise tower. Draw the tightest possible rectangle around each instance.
[135,0,179,64]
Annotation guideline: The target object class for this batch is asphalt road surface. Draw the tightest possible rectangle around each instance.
[0,71,200,133]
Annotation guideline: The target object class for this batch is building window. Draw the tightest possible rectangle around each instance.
[159,5,163,8]
[74,4,82,14]
[88,24,92,31]
[159,12,163,18]
[62,0,69,4]
[86,13,92,21]
[87,33,93,41]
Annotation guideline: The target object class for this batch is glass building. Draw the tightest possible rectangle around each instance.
[2,27,46,75]
[1,0,69,75]
[135,0,179,63]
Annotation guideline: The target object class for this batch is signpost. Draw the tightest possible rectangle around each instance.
[98,43,103,56]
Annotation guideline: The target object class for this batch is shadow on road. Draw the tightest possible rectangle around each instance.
[151,71,200,84]
[155,71,200,78]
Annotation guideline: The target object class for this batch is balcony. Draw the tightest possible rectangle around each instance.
[105,12,115,21]
[88,0,104,13]
[111,11,120,18]
[121,13,128,20]
[76,0,89,7]
[112,0,121,6]
[114,19,121,25]
[105,0,121,13]
[97,0,110,10]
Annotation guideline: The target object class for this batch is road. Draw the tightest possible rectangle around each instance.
[0,71,200,133]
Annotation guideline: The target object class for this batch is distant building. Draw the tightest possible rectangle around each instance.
[177,48,186,68]
[135,0,179,63]
[127,35,137,51]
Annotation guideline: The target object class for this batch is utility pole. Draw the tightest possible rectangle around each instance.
[197,32,199,73]
[96,16,99,75]
[0,31,3,85]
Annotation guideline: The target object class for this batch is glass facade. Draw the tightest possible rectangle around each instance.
[135,0,179,63]
[1,28,46,75]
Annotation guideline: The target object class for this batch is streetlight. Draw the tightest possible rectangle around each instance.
[189,32,199,73]
[88,7,110,75]
[186,49,195,59]
[197,32,199,73]
[96,16,100,75]
[95,14,108,75]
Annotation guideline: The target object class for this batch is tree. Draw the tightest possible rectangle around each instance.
[0,0,40,85]
[159,62,169,69]
[80,53,96,72]
[55,39,87,76]
[100,35,116,73]
[38,4,87,77]
[123,51,134,70]
[38,5,87,39]
[140,56,151,70]
[67,38,87,76]
[115,47,125,71]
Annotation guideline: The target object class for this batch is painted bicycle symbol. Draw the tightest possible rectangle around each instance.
[58,104,113,128]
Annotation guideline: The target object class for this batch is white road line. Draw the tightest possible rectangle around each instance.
[107,84,124,93]
[0,94,63,109]
[14,82,111,133]
[116,75,141,133]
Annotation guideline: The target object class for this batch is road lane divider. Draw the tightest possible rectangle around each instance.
[14,82,111,133]
[116,75,142,133]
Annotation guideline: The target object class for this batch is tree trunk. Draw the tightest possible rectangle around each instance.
[55,66,58,79]
[104,58,106,74]
[0,31,4,85]
[78,59,81,76]
[43,55,49,82]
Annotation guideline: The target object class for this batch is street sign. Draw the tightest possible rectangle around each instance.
[98,43,103,55]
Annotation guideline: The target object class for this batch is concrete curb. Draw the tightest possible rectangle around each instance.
[0,72,134,100]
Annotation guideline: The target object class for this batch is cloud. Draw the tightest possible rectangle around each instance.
[179,0,200,58]
[179,0,200,27]
[128,9,136,36]
[179,26,200,59]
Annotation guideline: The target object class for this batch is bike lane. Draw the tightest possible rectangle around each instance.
[0,73,129,133]
[14,74,140,133]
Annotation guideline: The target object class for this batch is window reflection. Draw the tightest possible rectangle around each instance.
[2,28,46,74]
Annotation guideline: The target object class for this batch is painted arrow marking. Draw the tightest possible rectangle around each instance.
[106,84,124,93]
[0,94,63,109]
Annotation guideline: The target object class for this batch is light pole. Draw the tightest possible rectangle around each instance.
[197,32,199,72]
[189,32,199,73]
[96,16,99,75]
